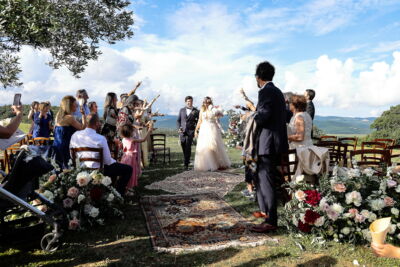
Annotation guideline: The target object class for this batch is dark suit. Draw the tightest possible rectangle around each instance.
[177,107,199,167]
[254,82,288,226]
[306,100,315,120]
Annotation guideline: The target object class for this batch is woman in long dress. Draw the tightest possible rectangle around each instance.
[287,94,313,149]
[194,97,231,171]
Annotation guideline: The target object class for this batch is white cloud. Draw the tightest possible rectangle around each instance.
[372,40,400,53]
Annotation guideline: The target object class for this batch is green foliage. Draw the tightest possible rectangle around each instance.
[0,0,134,87]
[369,104,400,143]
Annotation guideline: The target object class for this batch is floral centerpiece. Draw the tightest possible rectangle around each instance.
[283,163,400,245]
[40,163,124,231]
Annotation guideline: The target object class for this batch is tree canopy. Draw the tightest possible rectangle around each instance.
[369,104,400,143]
[0,0,134,87]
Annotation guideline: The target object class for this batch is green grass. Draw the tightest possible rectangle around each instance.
[1,137,400,266]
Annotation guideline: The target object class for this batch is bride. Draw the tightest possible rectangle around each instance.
[194,96,231,171]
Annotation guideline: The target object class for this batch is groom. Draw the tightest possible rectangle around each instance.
[251,61,288,232]
[177,96,199,170]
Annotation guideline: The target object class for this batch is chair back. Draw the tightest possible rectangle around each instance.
[33,137,51,146]
[350,149,390,168]
[4,143,21,172]
[279,149,298,182]
[316,141,348,166]
[339,137,358,151]
[387,144,400,166]
[374,138,396,148]
[320,135,338,141]
[70,147,104,170]
[150,134,166,150]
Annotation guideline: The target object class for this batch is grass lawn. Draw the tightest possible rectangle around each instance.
[1,136,400,266]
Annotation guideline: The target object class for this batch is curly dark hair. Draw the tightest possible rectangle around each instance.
[290,94,307,112]
[119,124,133,138]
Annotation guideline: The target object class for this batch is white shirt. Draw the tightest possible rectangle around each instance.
[186,107,193,116]
[70,128,115,168]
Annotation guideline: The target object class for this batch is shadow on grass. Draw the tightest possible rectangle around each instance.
[296,255,338,267]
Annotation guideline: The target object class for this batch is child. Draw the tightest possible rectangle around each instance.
[119,123,153,192]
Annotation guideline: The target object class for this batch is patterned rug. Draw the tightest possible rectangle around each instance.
[141,193,276,253]
[145,170,244,197]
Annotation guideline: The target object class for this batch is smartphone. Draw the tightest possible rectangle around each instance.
[13,93,21,106]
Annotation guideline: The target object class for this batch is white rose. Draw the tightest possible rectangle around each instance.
[299,213,306,224]
[76,171,91,187]
[392,208,400,216]
[341,227,351,235]
[89,207,99,218]
[362,229,372,241]
[314,216,325,227]
[360,210,370,219]
[295,190,306,201]
[389,224,396,234]
[362,168,375,177]
[77,194,85,204]
[397,233,400,240]
[107,193,114,202]
[345,191,362,207]
[395,185,400,193]
[295,175,305,184]
[70,210,79,218]
[331,203,344,214]
[370,199,385,211]
[368,213,377,222]
[101,176,112,187]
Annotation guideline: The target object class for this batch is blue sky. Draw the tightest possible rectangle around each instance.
[4,0,400,117]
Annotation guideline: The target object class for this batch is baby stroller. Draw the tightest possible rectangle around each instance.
[0,146,67,252]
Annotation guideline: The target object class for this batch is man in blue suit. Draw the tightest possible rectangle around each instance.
[251,61,288,232]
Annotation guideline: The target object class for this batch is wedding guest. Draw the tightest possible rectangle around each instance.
[119,123,153,191]
[70,113,131,196]
[101,93,118,151]
[287,95,313,148]
[133,99,151,168]
[117,94,138,129]
[27,101,39,134]
[305,89,315,120]
[251,61,288,233]
[283,92,294,123]
[0,105,23,139]
[88,101,98,114]
[45,101,55,132]
[177,96,199,170]
[32,102,52,138]
[73,89,90,120]
[53,96,87,169]
[117,93,128,109]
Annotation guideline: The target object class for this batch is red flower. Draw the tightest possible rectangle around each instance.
[304,190,321,206]
[304,209,320,224]
[90,186,103,201]
[298,220,311,233]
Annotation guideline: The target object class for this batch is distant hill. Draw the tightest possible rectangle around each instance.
[155,114,376,135]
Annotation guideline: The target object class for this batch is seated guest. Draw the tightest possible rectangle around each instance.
[33,102,52,138]
[70,113,132,196]
[287,94,313,149]
[53,96,87,169]
[88,101,98,114]
[0,105,23,139]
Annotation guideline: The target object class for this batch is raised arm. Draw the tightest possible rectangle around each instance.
[0,106,23,139]
[128,81,142,96]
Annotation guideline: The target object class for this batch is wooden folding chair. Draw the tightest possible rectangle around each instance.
[361,141,386,162]
[278,149,298,182]
[374,138,396,148]
[150,134,170,165]
[388,144,400,166]
[32,137,51,146]
[4,143,21,172]
[316,141,348,166]
[70,147,104,171]
[350,149,390,168]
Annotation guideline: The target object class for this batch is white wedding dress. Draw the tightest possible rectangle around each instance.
[194,107,231,171]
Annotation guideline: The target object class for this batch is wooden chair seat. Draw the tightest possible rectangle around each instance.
[32,137,51,146]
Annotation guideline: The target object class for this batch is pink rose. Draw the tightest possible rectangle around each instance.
[355,213,366,223]
[67,187,79,198]
[295,190,306,201]
[384,197,396,207]
[63,198,74,208]
[387,179,397,188]
[348,208,358,218]
[69,218,80,230]
[333,183,346,193]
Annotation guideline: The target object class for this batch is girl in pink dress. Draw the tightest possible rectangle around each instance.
[119,123,153,190]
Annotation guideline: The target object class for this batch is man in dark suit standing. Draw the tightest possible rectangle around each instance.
[251,61,288,232]
[305,89,315,120]
[177,96,199,170]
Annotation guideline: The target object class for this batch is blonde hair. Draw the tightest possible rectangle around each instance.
[201,96,212,112]
[55,95,76,124]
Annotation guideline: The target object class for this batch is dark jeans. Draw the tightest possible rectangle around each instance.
[256,155,279,226]
[180,134,193,167]
[104,162,132,196]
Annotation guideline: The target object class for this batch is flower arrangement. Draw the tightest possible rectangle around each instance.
[283,163,400,245]
[40,164,124,231]
[224,109,244,148]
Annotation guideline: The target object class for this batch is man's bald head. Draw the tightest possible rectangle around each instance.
[87,113,100,129]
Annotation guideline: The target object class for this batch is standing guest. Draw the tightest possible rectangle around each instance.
[27,101,39,134]
[33,102,52,138]
[53,96,87,169]
[119,123,153,191]
[304,89,315,120]
[283,92,294,123]
[177,96,199,170]
[88,101,98,114]
[73,89,90,120]
[133,100,150,168]
[117,93,128,109]
[70,113,132,197]
[117,94,138,129]
[45,101,54,133]
[101,93,119,154]
[250,61,288,233]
